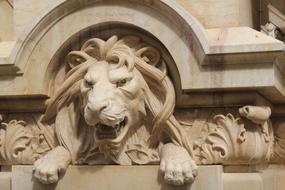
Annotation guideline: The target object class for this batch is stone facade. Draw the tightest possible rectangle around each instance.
[1,0,285,190]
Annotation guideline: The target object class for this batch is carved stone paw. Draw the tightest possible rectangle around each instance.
[33,146,71,184]
[159,143,198,186]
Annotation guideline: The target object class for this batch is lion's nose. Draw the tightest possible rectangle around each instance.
[87,100,109,113]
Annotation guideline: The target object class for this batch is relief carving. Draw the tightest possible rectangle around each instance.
[1,35,285,186]
[192,106,273,165]
[0,115,54,165]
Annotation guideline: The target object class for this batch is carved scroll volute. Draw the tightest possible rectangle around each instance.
[194,106,273,165]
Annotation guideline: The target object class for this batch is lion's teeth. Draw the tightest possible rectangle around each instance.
[95,117,127,139]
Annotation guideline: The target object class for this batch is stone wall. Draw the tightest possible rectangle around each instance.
[0,1,285,190]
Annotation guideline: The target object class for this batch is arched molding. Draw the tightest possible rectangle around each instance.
[2,0,207,98]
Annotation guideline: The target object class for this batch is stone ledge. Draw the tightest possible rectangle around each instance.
[9,165,285,190]
[12,165,223,190]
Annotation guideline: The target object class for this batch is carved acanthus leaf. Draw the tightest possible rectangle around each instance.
[0,120,35,164]
[195,114,246,164]
[193,106,273,165]
[0,117,55,165]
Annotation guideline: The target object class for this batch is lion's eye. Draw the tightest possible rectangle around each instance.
[116,79,127,88]
[84,79,93,88]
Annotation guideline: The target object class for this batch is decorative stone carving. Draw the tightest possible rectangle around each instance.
[0,115,55,165]
[192,106,273,165]
[1,35,285,187]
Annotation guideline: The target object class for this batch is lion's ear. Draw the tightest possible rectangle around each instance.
[67,51,92,69]
[135,46,167,75]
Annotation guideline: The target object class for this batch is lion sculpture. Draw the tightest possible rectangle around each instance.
[33,36,197,185]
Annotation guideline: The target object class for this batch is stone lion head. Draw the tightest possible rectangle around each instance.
[81,60,146,143]
[42,36,189,165]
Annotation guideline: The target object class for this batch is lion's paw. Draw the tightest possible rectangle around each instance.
[33,158,61,184]
[159,143,198,186]
[33,146,71,184]
[160,158,197,186]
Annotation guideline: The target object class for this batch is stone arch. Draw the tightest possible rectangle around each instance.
[5,0,207,101]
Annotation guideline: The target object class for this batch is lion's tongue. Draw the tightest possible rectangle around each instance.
[97,123,116,131]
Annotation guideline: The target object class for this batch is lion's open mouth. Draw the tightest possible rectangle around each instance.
[96,118,127,139]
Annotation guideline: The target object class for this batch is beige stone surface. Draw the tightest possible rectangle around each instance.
[261,165,285,190]
[205,27,284,54]
[13,0,52,36]
[239,0,257,28]
[223,165,285,190]
[176,0,238,28]
[0,41,16,58]
[12,165,222,190]
[223,173,263,190]
[0,172,11,190]
[11,165,285,190]
[176,0,257,28]
[0,0,14,41]
[11,0,257,33]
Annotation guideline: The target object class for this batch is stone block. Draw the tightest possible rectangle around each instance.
[0,172,11,190]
